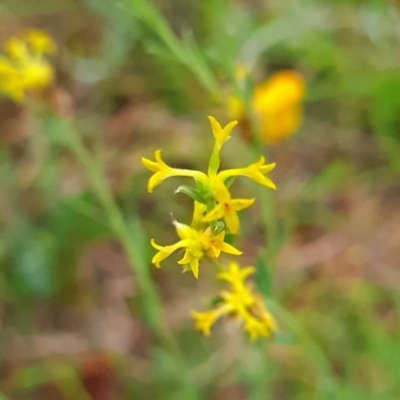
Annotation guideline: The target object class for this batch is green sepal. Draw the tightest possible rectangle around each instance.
[223,232,236,245]
[175,185,206,203]
[195,179,213,202]
[210,295,224,307]
[223,175,236,188]
[211,221,225,235]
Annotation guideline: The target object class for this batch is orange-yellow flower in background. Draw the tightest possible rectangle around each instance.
[191,262,276,340]
[150,221,241,278]
[254,70,305,143]
[230,70,305,144]
[0,29,56,101]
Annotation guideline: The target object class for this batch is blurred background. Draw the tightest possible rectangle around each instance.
[1,0,400,399]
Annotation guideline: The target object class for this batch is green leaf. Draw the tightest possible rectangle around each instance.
[195,179,214,202]
[303,160,351,200]
[223,232,235,245]
[210,295,224,307]
[175,185,206,203]
[11,228,57,299]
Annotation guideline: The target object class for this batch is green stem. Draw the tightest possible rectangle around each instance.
[124,0,220,98]
[245,122,279,265]
[267,299,337,395]
[0,392,10,400]
[66,129,162,329]
[260,188,278,262]
[234,75,280,264]
[60,121,205,398]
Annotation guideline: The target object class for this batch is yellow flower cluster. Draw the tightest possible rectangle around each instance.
[192,262,276,340]
[142,117,275,276]
[142,116,277,340]
[0,29,56,101]
[229,70,305,144]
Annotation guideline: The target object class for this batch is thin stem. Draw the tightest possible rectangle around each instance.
[65,128,162,330]
[124,0,220,98]
[59,120,206,398]
[267,298,337,395]
[260,188,278,263]
[244,122,279,265]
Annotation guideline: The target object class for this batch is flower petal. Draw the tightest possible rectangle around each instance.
[208,116,238,147]
[150,238,188,268]
[218,157,276,190]
[219,242,242,256]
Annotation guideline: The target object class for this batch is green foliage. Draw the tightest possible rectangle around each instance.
[2,0,400,399]
[255,253,271,297]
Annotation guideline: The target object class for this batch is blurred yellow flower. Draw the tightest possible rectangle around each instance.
[192,262,276,340]
[0,29,56,101]
[230,70,305,144]
[0,58,24,100]
[23,29,56,54]
[150,221,241,278]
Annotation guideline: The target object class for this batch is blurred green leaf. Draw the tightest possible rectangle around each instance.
[10,225,57,299]
[303,160,352,200]
[255,252,271,297]
[84,0,138,68]
[0,392,10,400]
[42,114,72,147]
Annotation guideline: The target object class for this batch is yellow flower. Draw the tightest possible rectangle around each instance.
[216,262,255,290]
[0,29,55,101]
[208,115,237,151]
[23,29,56,54]
[150,222,241,278]
[142,116,276,234]
[21,61,53,89]
[230,70,305,144]
[191,200,208,230]
[142,117,276,193]
[192,262,276,340]
[0,58,24,100]
[254,70,305,143]
[142,150,208,193]
[208,116,238,176]
[203,177,255,234]
[218,156,276,190]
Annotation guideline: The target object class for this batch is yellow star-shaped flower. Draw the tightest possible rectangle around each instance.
[141,150,208,193]
[151,222,241,278]
[203,177,254,234]
[192,262,276,340]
